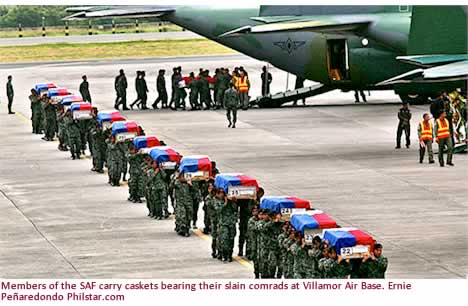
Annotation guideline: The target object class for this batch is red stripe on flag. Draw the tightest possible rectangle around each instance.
[237,175,259,190]
[313,213,337,229]
[349,229,375,252]
[287,197,311,209]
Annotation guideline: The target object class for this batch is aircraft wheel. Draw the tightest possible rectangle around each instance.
[399,94,429,105]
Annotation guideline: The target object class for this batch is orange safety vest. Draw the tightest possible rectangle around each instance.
[231,75,239,89]
[436,118,450,139]
[420,121,433,141]
[238,76,249,93]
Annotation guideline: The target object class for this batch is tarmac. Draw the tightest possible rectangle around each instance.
[0,31,201,46]
[0,55,466,279]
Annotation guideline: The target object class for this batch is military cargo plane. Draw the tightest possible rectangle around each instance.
[65,5,468,107]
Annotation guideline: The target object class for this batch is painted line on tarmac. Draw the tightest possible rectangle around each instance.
[192,228,254,272]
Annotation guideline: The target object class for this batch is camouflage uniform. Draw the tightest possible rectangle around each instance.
[215,73,230,108]
[283,237,296,279]
[108,141,124,185]
[359,255,388,278]
[204,194,219,256]
[150,168,168,219]
[237,199,255,257]
[91,127,107,172]
[191,181,203,227]
[291,243,309,279]
[30,94,43,134]
[128,152,144,201]
[257,219,275,277]
[246,215,258,261]
[224,88,240,126]
[320,258,351,279]
[172,179,193,235]
[188,78,200,109]
[218,200,238,260]
[277,232,288,278]
[67,119,82,159]
[57,111,68,149]
[117,141,129,180]
[263,221,282,278]
[199,76,211,109]
[78,119,93,154]
[307,247,322,278]
[43,102,57,140]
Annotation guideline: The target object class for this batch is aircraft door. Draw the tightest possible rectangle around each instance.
[326,39,350,81]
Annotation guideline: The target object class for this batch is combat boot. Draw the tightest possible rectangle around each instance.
[238,245,244,257]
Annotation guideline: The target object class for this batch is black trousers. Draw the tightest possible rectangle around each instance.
[154,90,168,108]
[8,96,13,113]
[396,123,410,147]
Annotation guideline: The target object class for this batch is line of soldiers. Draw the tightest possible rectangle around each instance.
[113,66,252,112]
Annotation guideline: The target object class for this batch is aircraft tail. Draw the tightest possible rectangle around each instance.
[407,6,467,55]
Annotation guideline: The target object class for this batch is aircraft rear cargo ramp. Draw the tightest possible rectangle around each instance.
[251,84,333,108]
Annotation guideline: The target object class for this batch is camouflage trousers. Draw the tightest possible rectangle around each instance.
[264,250,280,279]
[145,185,153,215]
[128,173,144,199]
[175,200,193,234]
[68,136,81,158]
[218,223,236,258]
[44,119,55,139]
[246,233,257,261]
[210,219,219,254]
[92,147,106,170]
[238,217,248,253]
[150,188,168,218]
[109,161,122,184]
[284,254,295,279]
[32,112,43,134]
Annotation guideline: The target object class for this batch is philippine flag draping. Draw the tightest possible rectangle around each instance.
[70,102,92,112]
[35,83,57,93]
[322,228,375,254]
[179,155,212,175]
[111,121,140,135]
[133,136,161,151]
[61,95,84,106]
[147,146,182,164]
[47,88,72,98]
[290,210,337,234]
[214,173,259,193]
[260,196,311,213]
[97,111,125,126]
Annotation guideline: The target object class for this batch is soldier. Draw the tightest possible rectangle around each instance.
[250,208,263,277]
[435,111,454,167]
[78,117,92,156]
[323,246,351,279]
[191,180,204,229]
[152,69,168,109]
[291,233,310,279]
[237,70,250,110]
[396,101,412,149]
[246,206,259,262]
[256,210,274,277]
[317,242,330,278]
[150,160,168,219]
[204,182,219,257]
[359,243,388,278]
[276,221,290,279]
[188,72,200,110]
[127,145,144,203]
[131,71,142,109]
[42,98,57,141]
[108,135,123,186]
[79,75,92,103]
[261,66,272,96]
[307,236,323,278]
[224,82,240,128]
[292,76,306,106]
[91,123,106,173]
[142,155,154,216]
[172,173,194,237]
[171,71,182,110]
[218,190,238,262]
[29,89,43,134]
[418,113,435,164]
[169,67,178,110]
[199,71,211,110]
[115,69,129,110]
[67,114,82,160]
[56,105,68,151]
[6,75,14,114]
[216,68,230,109]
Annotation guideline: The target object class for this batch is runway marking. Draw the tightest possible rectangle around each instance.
[15,110,31,123]
[192,229,254,272]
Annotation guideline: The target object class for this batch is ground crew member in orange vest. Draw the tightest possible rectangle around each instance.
[238,70,250,110]
[434,111,454,167]
[418,113,435,164]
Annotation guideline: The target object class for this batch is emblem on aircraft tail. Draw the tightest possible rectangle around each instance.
[273,38,306,54]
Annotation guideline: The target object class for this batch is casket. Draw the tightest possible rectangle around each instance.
[146,146,182,169]
[290,210,338,244]
[61,95,84,108]
[214,173,258,200]
[260,196,311,215]
[179,155,212,181]
[322,228,375,259]
[111,120,140,142]
[48,88,73,103]
[133,136,161,151]
[70,102,92,120]
[35,83,57,94]
[97,111,125,129]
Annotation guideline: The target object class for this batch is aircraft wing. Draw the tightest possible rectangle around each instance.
[377,56,468,85]
[63,6,175,20]
[219,19,370,37]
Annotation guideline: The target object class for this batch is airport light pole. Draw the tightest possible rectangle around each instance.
[41,17,46,37]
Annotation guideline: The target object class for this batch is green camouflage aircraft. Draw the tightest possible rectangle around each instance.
[65,5,468,107]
